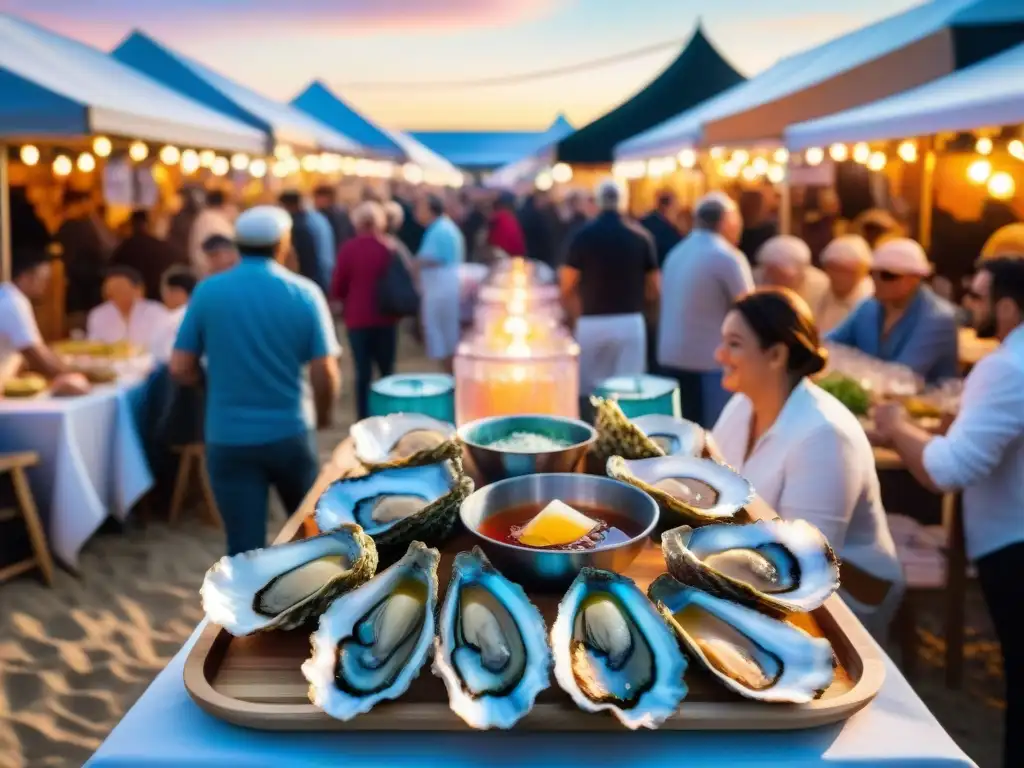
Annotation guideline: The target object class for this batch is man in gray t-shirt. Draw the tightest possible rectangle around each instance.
[658,193,753,427]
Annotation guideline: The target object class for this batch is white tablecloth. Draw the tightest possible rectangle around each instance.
[0,381,154,567]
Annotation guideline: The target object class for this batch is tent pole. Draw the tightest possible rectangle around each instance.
[0,144,10,283]
[919,136,936,252]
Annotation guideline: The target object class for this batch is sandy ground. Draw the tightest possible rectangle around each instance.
[0,330,1006,768]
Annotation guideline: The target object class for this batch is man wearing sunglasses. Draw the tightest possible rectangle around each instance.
[826,238,958,384]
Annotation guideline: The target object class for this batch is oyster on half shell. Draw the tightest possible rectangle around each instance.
[303,541,440,721]
[606,455,751,526]
[200,524,378,636]
[631,415,705,458]
[432,547,551,729]
[649,575,835,703]
[351,414,458,469]
[662,520,840,614]
[589,396,665,465]
[314,448,473,564]
[551,568,688,730]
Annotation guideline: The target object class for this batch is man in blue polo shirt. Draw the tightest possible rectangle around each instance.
[415,194,465,372]
[170,206,341,555]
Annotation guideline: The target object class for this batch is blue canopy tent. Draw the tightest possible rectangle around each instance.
[0,13,266,279]
[412,116,575,171]
[112,32,362,155]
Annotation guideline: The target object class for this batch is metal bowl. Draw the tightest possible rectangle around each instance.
[459,473,659,591]
[458,414,597,484]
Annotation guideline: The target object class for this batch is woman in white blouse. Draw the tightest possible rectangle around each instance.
[710,287,903,637]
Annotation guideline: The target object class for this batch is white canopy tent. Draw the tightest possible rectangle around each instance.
[785,41,1024,148]
[616,0,1024,160]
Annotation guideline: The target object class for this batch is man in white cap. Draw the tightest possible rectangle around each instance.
[815,235,875,333]
[753,234,830,314]
[827,237,958,384]
[170,205,341,556]
[658,191,752,427]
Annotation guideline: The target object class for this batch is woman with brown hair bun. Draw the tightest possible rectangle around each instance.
[709,287,903,637]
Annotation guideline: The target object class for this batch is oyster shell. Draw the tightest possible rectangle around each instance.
[551,568,688,730]
[649,575,835,703]
[200,524,377,636]
[351,414,458,470]
[432,547,551,729]
[303,541,440,721]
[606,455,751,526]
[589,396,665,465]
[662,520,840,614]
[631,415,705,458]
[314,450,474,564]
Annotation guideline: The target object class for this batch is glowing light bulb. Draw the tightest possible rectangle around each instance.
[211,156,230,176]
[710,146,725,159]
[248,158,267,178]
[731,149,749,165]
[829,144,848,162]
[773,148,789,164]
[1009,140,1024,161]
[805,147,824,166]
[967,159,992,185]
[76,152,96,172]
[752,156,768,174]
[231,153,250,171]
[767,164,786,184]
[402,164,424,184]
[180,149,200,174]
[987,171,1015,200]
[867,151,887,171]
[976,137,993,156]
[535,171,554,191]
[129,141,149,162]
[53,155,73,176]
[92,136,112,158]
[301,154,321,172]
[852,143,871,164]
[740,165,758,181]
[551,162,573,183]
[159,145,180,165]
[274,144,293,160]
[19,145,39,166]
[272,160,289,178]
[721,161,741,179]
[678,148,697,168]
[199,149,216,168]
[897,140,918,163]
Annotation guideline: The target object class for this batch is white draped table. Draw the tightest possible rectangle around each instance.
[0,380,154,568]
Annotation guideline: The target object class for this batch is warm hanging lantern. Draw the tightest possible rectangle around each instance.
[129,141,149,162]
[19,145,40,166]
[92,136,112,158]
[804,147,824,166]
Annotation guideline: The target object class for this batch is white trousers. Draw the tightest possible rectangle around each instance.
[575,313,646,396]
[421,287,461,360]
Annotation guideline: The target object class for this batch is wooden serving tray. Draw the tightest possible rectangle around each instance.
[184,440,885,732]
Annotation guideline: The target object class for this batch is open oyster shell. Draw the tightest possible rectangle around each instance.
[631,415,705,458]
[606,455,751,526]
[649,575,835,703]
[303,541,440,721]
[588,396,665,465]
[432,547,551,729]
[351,413,458,470]
[200,524,377,636]
[662,520,840,614]
[551,568,688,730]
[314,449,474,564]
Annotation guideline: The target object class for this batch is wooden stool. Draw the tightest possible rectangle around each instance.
[0,452,54,586]
[169,444,221,529]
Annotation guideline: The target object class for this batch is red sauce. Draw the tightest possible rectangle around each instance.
[477,502,645,551]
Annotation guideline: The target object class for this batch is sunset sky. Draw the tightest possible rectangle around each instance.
[2,0,923,130]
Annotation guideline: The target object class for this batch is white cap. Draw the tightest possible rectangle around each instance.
[872,237,932,277]
[821,235,872,268]
[234,205,292,248]
[757,235,811,268]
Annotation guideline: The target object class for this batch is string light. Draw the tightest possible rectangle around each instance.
[752,156,768,174]
[231,153,250,171]
[805,147,824,166]
[199,149,216,168]
[976,136,993,156]
[159,145,180,165]
[402,164,424,184]
[678,148,697,168]
[285,156,301,174]
[535,171,554,191]
[211,156,230,176]
[721,161,741,179]
[274,144,293,160]
[19,145,40,166]
[181,149,200,174]
[1009,140,1024,161]
[53,155,73,176]
[77,152,96,172]
[867,151,887,171]
[829,144,848,162]
[967,159,992,184]
[741,165,758,181]
[767,164,786,184]
[731,149,749,165]
[92,136,112,158]
[709,146,725,159]
[551,162,573,183]
[272,160,289,178]
[646,157,676,178]
[129,141,149,162]
[852,142,871,164]
[773,148,789,164]
[987,172,1015,200]
[248,158,267,178]
[897,140,918,163]
[301,154,321,172]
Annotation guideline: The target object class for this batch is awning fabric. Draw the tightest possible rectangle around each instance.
[112,32,362,154]
[0,14,265,153]
[616,0,1024,160]
[785,41,1024,148]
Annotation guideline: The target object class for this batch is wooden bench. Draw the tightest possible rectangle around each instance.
[169,444,221,529]
[0,451,54,585]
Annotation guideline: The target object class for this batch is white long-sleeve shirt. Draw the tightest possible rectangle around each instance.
[712,379,903,591]
[86,299,170,353]
[923,325,1024,561]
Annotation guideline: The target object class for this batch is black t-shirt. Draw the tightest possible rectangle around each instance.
[565,211,657,316]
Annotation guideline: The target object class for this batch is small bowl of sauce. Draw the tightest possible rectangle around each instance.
[460,473,659,591]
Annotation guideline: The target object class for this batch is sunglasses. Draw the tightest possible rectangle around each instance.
[871,270,903,282]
